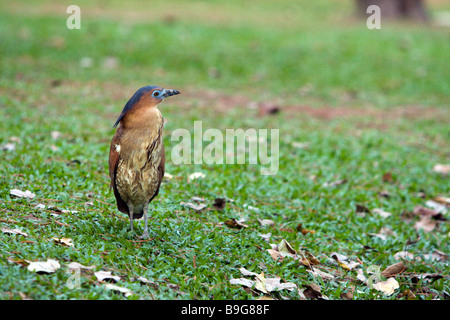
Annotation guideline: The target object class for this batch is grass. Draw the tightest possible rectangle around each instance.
[0,0,449,300]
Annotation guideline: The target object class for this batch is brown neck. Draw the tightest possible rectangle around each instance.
[121,104,163,130]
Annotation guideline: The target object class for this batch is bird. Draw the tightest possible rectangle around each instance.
[108,85,180,239]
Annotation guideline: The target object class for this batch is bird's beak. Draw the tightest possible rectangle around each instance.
[161,89,181,98]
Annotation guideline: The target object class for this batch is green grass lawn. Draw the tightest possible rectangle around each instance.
[0,0,449,300]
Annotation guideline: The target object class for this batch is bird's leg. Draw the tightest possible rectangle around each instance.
[139,202,150,239]
[128,203,134,232]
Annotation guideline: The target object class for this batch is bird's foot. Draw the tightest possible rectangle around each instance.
[139,230,150,240]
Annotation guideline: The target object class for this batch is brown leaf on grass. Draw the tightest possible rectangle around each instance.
[411,273,444,283]
[7,257,29,267]
[423,249,448,262]
[51,237,74,247]
[373,208,392,218]
[433,196,450,206]
[307,268,335,280]
[373,278,399,295]
[298,250,321,268]
[381,262,406,278]
[1,228,29,237]
[104,283,133,297]
[267,239,320,267]
[267,249,283,261]
[51,131,62,140]
[413,206,440,218]
[27,259,61,274]
[394,251,416,261]
[1,142,15,151]
[188,172,206,182]
[230,278,255,288]
[330,252,360,270]
[94,270,121,283]
[302,283,322,300]
[18,292,33,300]
[259,232,271,242]
[433,164,450,175]
[340,290,354,300]
[10,189,35,199]
[264,276,297,293]
[239,267,259,277]
[258,219,275,227]
[254,272,297,294]
[136,277,159,289]
[163,172,173,180]
[415,216,437,233]
[224,218,248,229]
[180,201,207,212]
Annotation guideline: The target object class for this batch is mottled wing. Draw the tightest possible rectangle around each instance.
[108,126,129,214]
[149,136,166,203]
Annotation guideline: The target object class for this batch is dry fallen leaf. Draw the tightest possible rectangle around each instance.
[1,227,29,237]
[267,239,320,267]
[415,215,437,233]
[254,272,297,293]
[1,142,15,151]
[258,219,275,227]
[307,268,335,280]
[51,131,62,140]
[7,257,29,267]
[433,164,450,175]
[381,262,406,278]
[239,267,259,277]
[298,250,321,267]
[423,249,448,262]
[330,252,360,270]
[394,251,416,261]
[259,232,271,242]
[94,270,121,283]
[51,237,74,247]
[230,278,255,288]
[224,218,248,229]
[163,172,173,180]
[433,196,450,206]
[10,189,36,199]
[373,208,392,218]
[277,239,296,257]
[264,277,297,292]
[180,201,207,211]
[27,259,61,274]
[104,283,133,297]
[302,283,323,300]
[413,206,441,217]
[373,278,399,295]
[188,172,206,181]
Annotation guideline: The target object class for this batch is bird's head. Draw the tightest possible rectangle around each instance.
[113,85,180,128]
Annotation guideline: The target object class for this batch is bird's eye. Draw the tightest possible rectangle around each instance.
[153,91,160,97]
